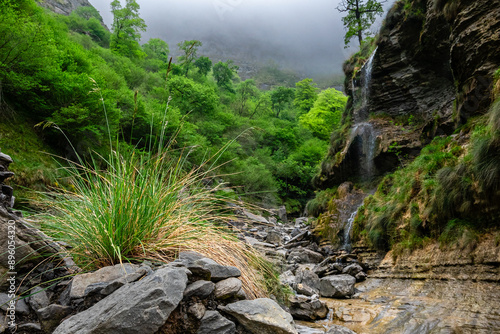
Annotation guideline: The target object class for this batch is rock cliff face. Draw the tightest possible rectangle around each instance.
[38,0,94,16]
[316,0,500,187]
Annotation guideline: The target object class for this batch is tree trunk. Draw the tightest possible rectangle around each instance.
[356,0,363,46]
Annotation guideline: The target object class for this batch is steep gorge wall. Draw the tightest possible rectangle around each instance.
[38,0,94,16]
[316,0,500,187]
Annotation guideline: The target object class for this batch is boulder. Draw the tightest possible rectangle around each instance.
[177,251,241,282]
[279,271,296,287]
[219,298,297,334]
[320,275,356,298]
[53,266,189,334]
[214,277,242,300]
[266,230,282,245]
[184,280,215,299]
[69,263,147,300]
[277,205,288,223]
[295,267,320,294]
[36,304,73,333]
[288,295,328,321]
[0,293,30,315]
[326,324,357,334]
[197,310,235,334]
[0,206,73,286]
[342,263,363,277]
[287,248,324,264]
[295,284,317,297]
[27,287,50,312]
[242,211,269,224]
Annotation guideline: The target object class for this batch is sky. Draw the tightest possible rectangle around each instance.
[89,0,396,78]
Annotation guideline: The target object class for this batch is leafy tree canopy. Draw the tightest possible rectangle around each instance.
[294,78,318,114]
[143,38,169,63]
[337,0,385,46]
[110,0,147,58]
[177,40,202,76]
[271,87,295,117]
[299,88,347,140]
[213,60,239,92]
[194,56,212,77]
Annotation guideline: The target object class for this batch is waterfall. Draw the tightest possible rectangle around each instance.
[361,47,377,111]
[350,122,377,181]
[342,203,363,252]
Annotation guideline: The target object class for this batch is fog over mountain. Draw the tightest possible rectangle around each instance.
[89,0,396,79]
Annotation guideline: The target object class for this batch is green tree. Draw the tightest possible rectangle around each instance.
[299,88,347,140]
[271,87,295,117]
[143,38,169,63]
[294,78,318,114]
[177,40,202,76]
[236,79,259,115]
[213,60,238,92]
[110,0,147,58]
[194,56,212,77]
[337,0,385,46]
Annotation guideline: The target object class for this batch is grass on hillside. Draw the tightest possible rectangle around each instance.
[0,115,65,211]
[352,99,500,254]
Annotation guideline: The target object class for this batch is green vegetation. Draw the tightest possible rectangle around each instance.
[353,100,500,253]
[337,0,385,46]
[0,0,347,215]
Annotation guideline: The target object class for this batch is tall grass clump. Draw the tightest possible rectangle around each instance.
[41,143,280,298]
[39,93,284,299]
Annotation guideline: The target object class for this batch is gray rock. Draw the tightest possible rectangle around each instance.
[0,293,30,315]
[277,205,288,223]
[188,303,206,320]
[0,206,73,287]
[214,277,242,300]
[198,310,236,334]
[235,288,247,300]
[184,280,215,299]
[355,271,367,282]
[326,324,357,334]
[295,267,320,294]
[28,287,50,312]
[177,252,241,282]
[219,298,298,334]
[37,304,73,333]
[342,264,363,277]
[242,211,269,224]
[279,271,296,287]
[266,231,282,245]
[289,295,328,321]
[69,263,147,300]
[295,217,308,227]
[320,275,356,298]
[295,284,317,297]
[53,267,188,334]
[287,248,324,264]
[18,322,42,332]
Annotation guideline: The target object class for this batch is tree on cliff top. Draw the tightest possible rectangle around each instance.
[337,0,386,46]
[110,0,147,58]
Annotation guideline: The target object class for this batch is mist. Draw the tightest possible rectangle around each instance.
[89,0,396,79]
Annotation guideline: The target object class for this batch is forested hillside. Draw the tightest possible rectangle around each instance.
[0,0,346,213]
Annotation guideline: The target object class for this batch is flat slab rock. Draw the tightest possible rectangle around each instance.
[69,263,148,299]
[176,251,241,282]
[326,324,357,334]
[320,274,356,298]
[53,266,189,334]
[219,298,298,334]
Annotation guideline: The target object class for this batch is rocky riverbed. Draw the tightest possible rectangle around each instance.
[1,151,499,333]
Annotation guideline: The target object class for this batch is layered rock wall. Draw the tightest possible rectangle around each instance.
[316,0,500,187]
[38,0,94,16]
